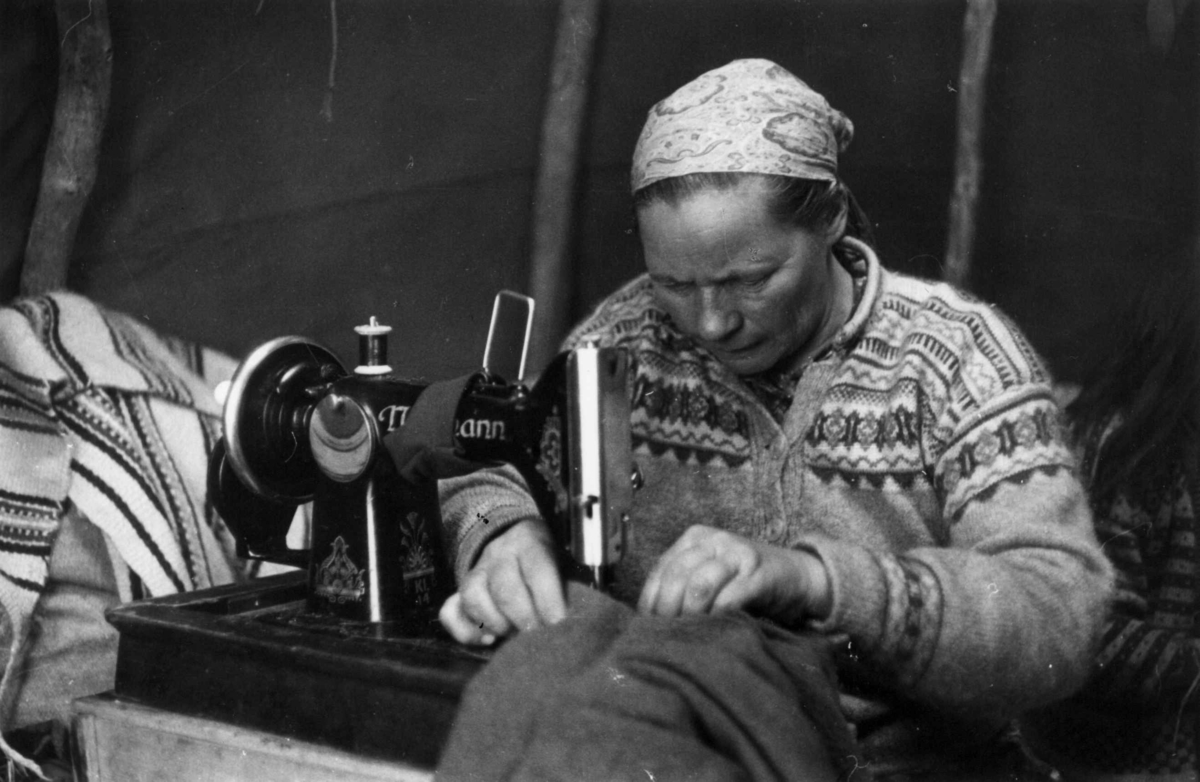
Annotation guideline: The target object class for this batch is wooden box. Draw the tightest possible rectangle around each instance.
[72,694,434,782]
[101,571,488,769]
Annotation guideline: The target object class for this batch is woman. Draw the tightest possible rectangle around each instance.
[1022,248,1200,781]
[435,59,1113,781]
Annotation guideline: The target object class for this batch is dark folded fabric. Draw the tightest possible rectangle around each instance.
[436,585,869,782]
[384,373,482,482]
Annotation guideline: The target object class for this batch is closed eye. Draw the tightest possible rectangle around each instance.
[739,273,772,291]
[653,278,692,294]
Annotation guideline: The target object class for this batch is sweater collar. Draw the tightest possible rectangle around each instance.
[827,235,881,352]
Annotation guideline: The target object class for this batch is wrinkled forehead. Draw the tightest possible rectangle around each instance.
[637,183,797,277]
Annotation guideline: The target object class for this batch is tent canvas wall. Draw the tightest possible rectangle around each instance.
[3,0,1197,383]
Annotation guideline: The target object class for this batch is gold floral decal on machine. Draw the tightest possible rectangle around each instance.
[401,512,438,607]
[535,410,568,516]
[401,512,436,580]
[314,535,366,603]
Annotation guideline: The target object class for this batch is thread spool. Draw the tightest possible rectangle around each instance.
[354,317,393,376]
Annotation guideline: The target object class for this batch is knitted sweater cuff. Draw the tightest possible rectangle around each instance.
[796,535,890,652]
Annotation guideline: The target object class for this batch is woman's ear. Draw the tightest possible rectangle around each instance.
[824,202,849,246]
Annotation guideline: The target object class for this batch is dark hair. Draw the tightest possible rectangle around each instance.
[1068,241,1200,501]
[631,172,875,247]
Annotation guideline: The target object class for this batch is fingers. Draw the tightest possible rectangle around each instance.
[439,592,494,645]
[639,525,707,613]
[437,520,566,645]
[523,546,568,625]
[708,547,824,625]
[639,547,716,616]
[637,525,818,622]
[456,566,514,642]
[487,524,565,631]
[488,552,548,632]
[668,557,738,617]
[639,531,691,614]
[639,526,744,617]
[709,568,765,614]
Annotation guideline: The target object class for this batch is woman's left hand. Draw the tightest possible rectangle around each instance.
[637,525,831,624]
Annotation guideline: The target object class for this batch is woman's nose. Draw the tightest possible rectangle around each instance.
[695,287,741,342]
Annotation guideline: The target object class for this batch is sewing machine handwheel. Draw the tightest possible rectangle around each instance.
[223,336,346,502]
[208,438,307,566]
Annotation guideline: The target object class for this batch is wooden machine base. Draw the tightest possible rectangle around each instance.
[76,571,489,777]
[72,694,433,782]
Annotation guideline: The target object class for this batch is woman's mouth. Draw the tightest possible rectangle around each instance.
[712,340,761,358]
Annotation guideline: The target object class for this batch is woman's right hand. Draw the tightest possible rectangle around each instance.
[438,519,566,645]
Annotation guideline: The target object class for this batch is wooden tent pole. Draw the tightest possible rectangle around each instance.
[526,0,603,372]
[944,0,997,289]
[20,0,112,297]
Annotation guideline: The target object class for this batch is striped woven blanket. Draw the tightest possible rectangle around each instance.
[0,292,245,765]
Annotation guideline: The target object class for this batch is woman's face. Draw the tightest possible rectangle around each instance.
[638,178,844,376]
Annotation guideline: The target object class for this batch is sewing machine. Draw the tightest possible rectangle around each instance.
[207,291,637,629]
[79,293,639,777]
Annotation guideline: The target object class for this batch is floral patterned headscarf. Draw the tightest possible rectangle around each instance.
[630,59,853,194]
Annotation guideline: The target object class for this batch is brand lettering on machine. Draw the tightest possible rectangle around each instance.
[457,418,507,440]
[379,405,411,432]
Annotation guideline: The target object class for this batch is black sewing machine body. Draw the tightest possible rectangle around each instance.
[102,297,635,769]
[208,296,635,632]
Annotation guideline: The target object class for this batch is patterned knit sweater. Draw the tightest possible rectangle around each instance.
[1023,431,1200,781]
[441,241,1114,779]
